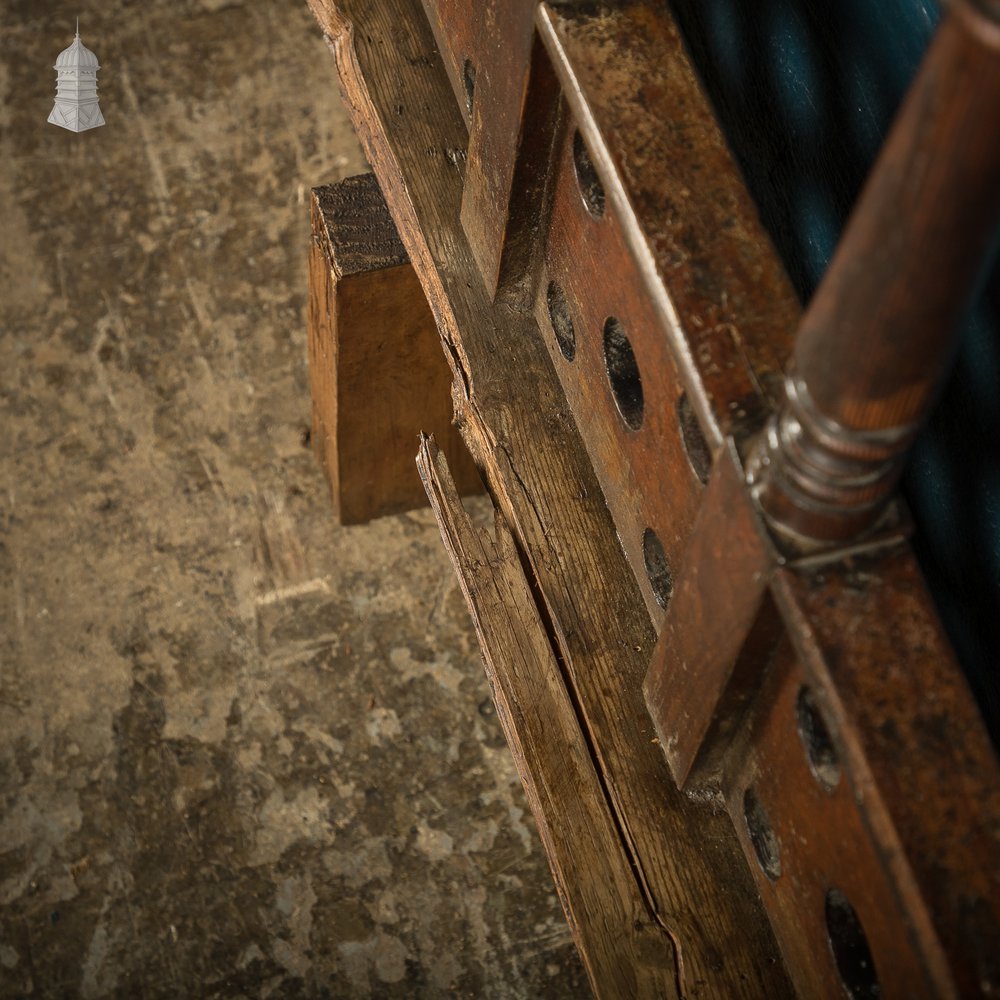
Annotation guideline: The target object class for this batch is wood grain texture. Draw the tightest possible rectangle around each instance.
[533,2,801,622]
[460,0,561,296]
[769,553,1000,998]
[419,0,474,127]
[305,1,794,995]
[417,436,677,999]
[308,174,480,524]
[643,442,777,789]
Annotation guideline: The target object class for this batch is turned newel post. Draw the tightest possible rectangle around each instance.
[750,0,1000,544]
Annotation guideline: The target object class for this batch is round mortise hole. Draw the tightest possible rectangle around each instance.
[463,58,476,112]
[602,317,643,430]
[825,888,881,999]
[642,528,673,609]
[743,786,781,881]
[796,685,842,791]
[546,280,576,361]
[678,391,712,485]
[572,128,605,218]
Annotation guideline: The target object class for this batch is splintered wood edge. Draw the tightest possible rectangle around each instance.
[416,434,680,999]
[308,0,477,405]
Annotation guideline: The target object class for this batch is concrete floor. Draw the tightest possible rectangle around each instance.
[0,1,588,996]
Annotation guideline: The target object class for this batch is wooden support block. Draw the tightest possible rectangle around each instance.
[307,173,480,524]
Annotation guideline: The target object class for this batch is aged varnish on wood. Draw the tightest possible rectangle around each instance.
[305,0,1000,996]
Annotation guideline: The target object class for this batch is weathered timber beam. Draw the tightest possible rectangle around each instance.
[660,11,1000,986]
[427,0,801,622]
[413,1,1000,996]
[532,2,799,623]
[646,441,1000,997]
[417,436,678,998]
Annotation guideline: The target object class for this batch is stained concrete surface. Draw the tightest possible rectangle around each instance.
[0,2,589,996]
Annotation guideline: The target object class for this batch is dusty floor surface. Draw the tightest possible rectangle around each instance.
[0,1,589,996]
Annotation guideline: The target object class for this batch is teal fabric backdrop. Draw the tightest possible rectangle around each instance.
[668,0,1000,743]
